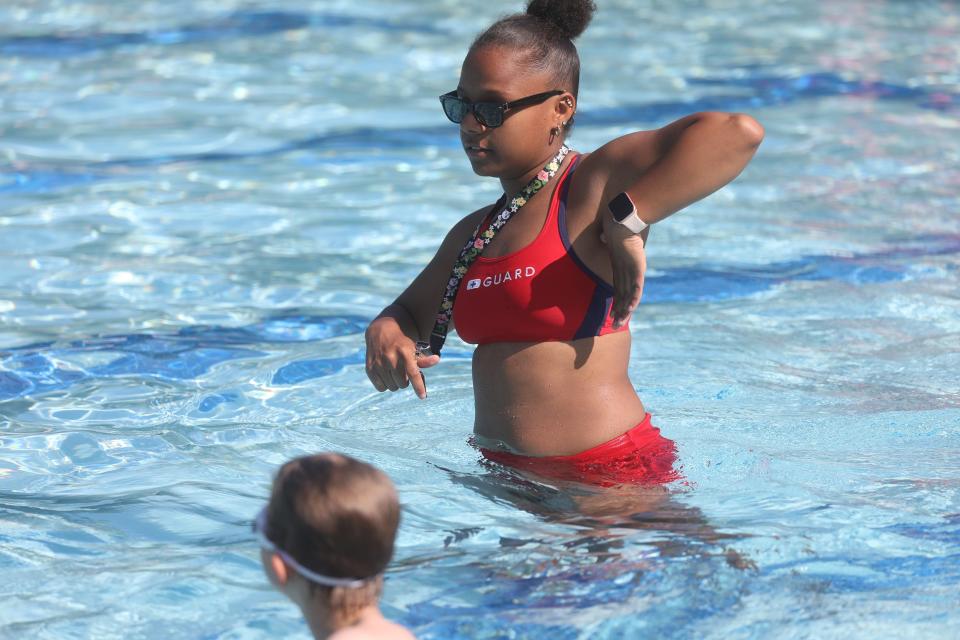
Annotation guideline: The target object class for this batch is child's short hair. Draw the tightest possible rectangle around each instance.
[263,453,400,606]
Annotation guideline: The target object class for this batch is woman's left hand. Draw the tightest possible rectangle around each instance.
[588,112,763,327]
[602,221,647,328]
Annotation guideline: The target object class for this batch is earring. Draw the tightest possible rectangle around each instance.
[564,98,573,107]
[549,126,560,144]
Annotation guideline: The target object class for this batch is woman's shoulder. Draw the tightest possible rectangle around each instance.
[461,201,497,228]
[565,150,607,215]
[427,200,501,263]
[445,200,500,242]
[569,150,611,195]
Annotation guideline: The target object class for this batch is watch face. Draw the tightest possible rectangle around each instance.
[608,192,635,221]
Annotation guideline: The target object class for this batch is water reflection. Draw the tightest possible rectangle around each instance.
[441,459,753,568]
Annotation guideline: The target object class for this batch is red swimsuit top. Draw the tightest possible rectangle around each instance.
[453,155,628,345]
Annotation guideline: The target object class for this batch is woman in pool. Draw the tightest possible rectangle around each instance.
[255,453,414,639]
[364,0,763,486]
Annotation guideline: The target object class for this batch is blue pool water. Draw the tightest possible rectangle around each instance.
[2,1,959,637]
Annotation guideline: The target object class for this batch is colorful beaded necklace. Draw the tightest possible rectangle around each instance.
[418,144,571,357]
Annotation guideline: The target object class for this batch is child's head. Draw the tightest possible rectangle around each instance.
[256,453,400,624]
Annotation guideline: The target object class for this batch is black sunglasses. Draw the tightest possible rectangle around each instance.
[439,89,565,128]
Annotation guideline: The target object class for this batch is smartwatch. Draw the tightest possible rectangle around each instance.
[608,192,648,234]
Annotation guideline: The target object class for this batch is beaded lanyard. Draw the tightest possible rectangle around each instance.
[418,144,571,357]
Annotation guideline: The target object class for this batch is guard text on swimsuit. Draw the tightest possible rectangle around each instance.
[466,266,536,290]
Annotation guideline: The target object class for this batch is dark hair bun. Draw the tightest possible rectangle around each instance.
[526,0,596,40]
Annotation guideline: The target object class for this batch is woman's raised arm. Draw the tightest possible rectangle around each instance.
[596,111,764,223]
[587,112,764,324]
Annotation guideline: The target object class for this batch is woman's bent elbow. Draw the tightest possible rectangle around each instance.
[731,114,765,148]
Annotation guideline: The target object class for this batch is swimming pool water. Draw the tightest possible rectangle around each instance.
[1,1,959,638]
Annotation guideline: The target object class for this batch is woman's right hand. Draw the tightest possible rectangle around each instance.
[361,205,493,400]
[364,316,440,400]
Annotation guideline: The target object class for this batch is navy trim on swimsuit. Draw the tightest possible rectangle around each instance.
[556,155,618,339]
[556,157,614,294]
[573,285,614,340]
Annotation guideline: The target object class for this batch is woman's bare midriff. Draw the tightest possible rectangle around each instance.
[471,331,646,457]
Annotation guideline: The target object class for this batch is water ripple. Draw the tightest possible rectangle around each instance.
[3,72,956,196]
[0,10,444,59]
[0,313,367,401]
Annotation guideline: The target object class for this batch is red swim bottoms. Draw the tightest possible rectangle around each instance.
[479,414,680,487]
